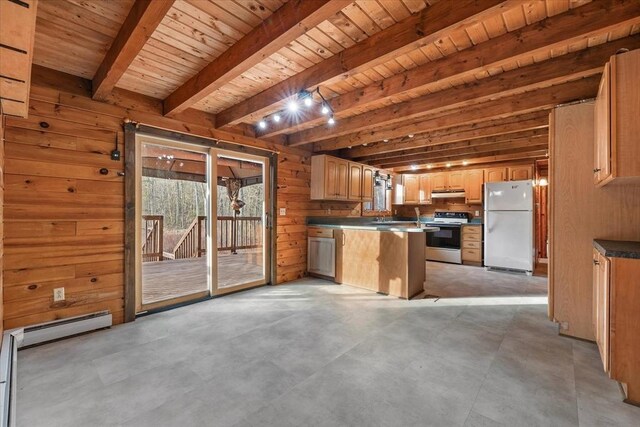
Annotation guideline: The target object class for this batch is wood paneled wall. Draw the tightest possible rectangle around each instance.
[549,102,640,341]
[1,113,5,337]
[1,67,315,329]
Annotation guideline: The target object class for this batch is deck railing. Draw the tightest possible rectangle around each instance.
[141,215,163,262]
[142,215,262,262]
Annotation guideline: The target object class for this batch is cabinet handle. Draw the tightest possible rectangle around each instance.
[593,259,600,265]
[593,168,601,173]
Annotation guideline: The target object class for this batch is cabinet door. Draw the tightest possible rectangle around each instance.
[431,173,448,191]
[485,167,508,183]
[335,159,349,199]
[464,169,484,204]
[508,165,534,181]
[419,174,431,204]
[448,171,465,190]
[323,157,338,198]
[594,62,611,185]
[593,250,610,372]
[362,166,375,201]
[308,238,335,277]
[348,162,362,200]
[403,175,420,204]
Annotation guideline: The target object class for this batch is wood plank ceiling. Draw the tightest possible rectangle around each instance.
[31,0,640,171]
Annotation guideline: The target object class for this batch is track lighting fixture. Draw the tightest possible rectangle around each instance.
[273,114,281,123]
[256,88,336,130]
[328,116,335,125]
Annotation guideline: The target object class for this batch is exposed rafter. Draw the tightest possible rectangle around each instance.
[259,0,640,137]
[312,76,599,152]
[392,151,548,173]
[162,0,352,116]
[92,0,175,100]
[285,35,640,146]
[214,0,512,127]
[387,147,549,171]
[357,129,548,164]
[341,112,549,159]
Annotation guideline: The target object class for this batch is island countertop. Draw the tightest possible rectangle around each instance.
[309,223,440,233]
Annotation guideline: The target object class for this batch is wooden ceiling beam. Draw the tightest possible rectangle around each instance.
[162,0,351,117]
[261,0,640,137]
[392,152,547,173]
[341,112,549,159]
[371,137,548,168]
[387,147,549,171]
[214,0,512,127]
[357,129,548,163]
[92,0,175,100]
[312,76,598,152]
[286,36,640,146]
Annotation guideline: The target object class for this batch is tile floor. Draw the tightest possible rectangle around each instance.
[17,264,640,426]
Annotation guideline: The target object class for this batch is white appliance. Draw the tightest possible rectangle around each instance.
[425,211,469,264]
[484,180,534,275]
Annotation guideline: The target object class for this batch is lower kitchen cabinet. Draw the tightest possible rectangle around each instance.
[307,227,336,278]
[592,241,640,406]
[461,225,482,265]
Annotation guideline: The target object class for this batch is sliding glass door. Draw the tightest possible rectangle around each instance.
[135,136,271,312]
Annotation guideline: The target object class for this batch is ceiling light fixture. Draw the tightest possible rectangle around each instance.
[383,139,389,143]
[411,165,418,170]
[273,114,281,123]
[408,134,414,138]
[427,164,433,169]
[462,160,469,166]
[258,120,267,129]
[446,163,452,168]
[328,116,335,125]
[287,100,299,112]
[321,104,330,115]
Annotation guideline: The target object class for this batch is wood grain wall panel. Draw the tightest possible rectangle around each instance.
[1,113,5,337]
[1,67,316,328]
[549,102,640,341]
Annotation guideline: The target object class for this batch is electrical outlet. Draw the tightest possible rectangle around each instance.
[53,287,65,302]
[475,210,480,216]
[279,208,286,216]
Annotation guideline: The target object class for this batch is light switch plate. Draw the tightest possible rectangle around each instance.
[279,208,286,216]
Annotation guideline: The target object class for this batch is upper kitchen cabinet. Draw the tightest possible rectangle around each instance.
[419,174,432,204]
[403,175,420,204]
[348,162,363,200]
[362,165,375,202]
[311,155,349,200]
[508,165,534,181]
[464,169,484,204]
[594,49,640,187]
[0,0,38,117]
[485,167,508,183]
[431,171,463,192]
[448,171,465,191]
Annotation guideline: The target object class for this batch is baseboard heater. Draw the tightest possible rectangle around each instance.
[0,330,23,427]
[20,311,112,348]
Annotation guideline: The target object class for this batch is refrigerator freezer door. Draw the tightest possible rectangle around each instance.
[484,210,534,272]
[485,180,533,211]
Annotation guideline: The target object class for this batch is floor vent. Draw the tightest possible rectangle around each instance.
[21,311,112,348]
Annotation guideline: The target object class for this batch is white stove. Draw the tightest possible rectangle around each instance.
[425,212,470,264]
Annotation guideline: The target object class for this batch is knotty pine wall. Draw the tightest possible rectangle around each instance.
[1,114,5,336]
[1,67,317,329]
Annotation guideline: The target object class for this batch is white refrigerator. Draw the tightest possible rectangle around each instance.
[484,180,534,274]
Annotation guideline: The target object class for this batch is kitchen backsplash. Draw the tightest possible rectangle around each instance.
[394,202,484,222]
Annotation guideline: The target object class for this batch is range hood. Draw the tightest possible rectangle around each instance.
[431,191,466,199]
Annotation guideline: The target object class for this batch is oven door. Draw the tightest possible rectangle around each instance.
[426,225,461,249]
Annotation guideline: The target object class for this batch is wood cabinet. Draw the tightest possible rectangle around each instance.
[594,49,640,187]
[419,174,431,204]
[403,174,431,205]
[464,169,484,204]
[0,0,38,117]
[307,228,335,278]
[362,165,375,201]
[462,225,482,265]
[485,167,508,183]
[430,173,448,192]
[508,165,534,181]
[448,171,464,190]
[310,155,349,200]
[591,245,640,405]
[348,162,362,200]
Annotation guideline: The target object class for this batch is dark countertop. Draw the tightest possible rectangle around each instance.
[309,224,440,233]
[593,239,640,259]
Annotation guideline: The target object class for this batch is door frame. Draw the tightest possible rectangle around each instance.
[124,122,278,322]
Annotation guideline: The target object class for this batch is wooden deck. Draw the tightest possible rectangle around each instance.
[141,251,264,304]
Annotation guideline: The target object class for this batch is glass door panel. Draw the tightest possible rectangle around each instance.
[214,152,268,293]
[139,141,210,309]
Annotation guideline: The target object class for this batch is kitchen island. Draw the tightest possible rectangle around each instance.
[310,224,438,299]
